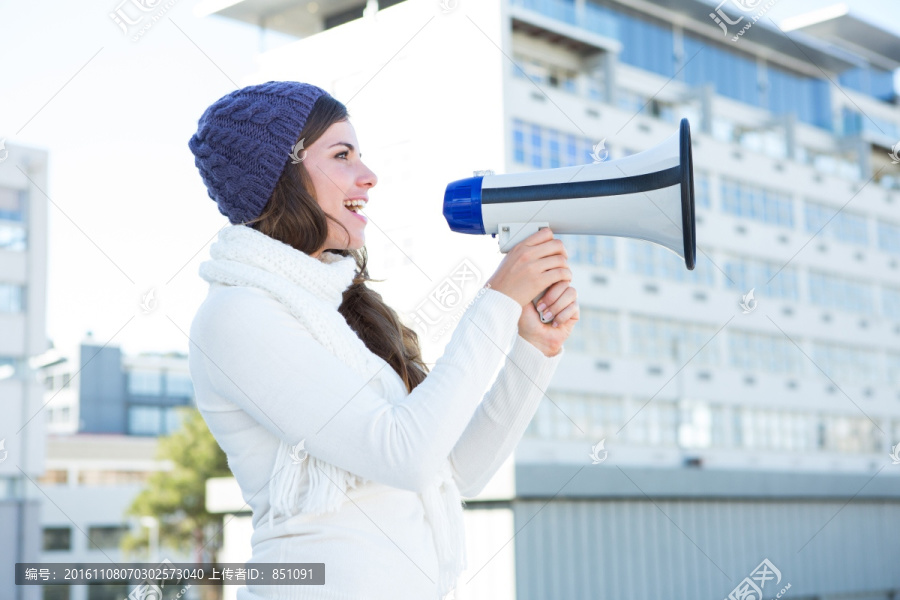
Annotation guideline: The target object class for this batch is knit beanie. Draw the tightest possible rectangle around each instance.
[188,81,331,225]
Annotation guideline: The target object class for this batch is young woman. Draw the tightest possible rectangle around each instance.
[187,80,579,600]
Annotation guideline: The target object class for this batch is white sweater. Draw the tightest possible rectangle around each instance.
[188,280,564,599]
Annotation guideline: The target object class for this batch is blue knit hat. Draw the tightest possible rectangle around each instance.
[188,81,331,225]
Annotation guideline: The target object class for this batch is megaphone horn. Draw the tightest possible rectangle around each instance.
[443,118,696,322]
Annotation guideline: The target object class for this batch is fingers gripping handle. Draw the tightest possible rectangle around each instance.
[533,287,553,324]
[497,222,554,325]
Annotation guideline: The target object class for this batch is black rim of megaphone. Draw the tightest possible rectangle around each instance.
[680,118,697,270]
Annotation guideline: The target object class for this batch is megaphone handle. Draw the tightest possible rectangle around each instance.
[532,288,553,324]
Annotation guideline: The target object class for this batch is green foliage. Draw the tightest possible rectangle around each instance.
[122,406,232,561]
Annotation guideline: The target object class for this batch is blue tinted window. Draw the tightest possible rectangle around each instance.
[616,9,675,77]
[720,177,793,228]
[0,188,25,222]
[878,220,900,254]
[724,257,799,301]
[839,66,897,102]
[805,201,868,246]
[513,119,525,164]
[683,35,761,107]
[530,124,542,168]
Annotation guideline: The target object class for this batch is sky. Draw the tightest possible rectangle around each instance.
[0,0,898,365]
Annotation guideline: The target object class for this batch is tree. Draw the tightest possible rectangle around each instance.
[122,406,232,600]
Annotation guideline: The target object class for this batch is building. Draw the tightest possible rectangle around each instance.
[35,434,202,600]
[196,0,900,598]
[1,141,50,600]
[33,342,199,600]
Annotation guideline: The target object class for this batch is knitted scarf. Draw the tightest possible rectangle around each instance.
[197,224,466,598]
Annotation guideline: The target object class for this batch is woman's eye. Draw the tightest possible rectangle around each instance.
[336,151,348,159]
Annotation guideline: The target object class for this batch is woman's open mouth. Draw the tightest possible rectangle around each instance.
[343,199,368,223]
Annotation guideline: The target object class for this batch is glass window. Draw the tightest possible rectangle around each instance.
[559,233,615,268]
[629,314,720,365]
[804,201,868,246]
[87,525,128,551]
[41,583,71,600]
[720,176,793,228]
[0,187,25,222]
[85,582,130,600]
[728,330,804,375]
[163,406,185,435]
[694,170,711,209]
[128,370,161,396]
[722,255,799,301]
[683,35,762,108]
[78,470,148,485]
[43,527,71,551]
[839,66,897,102]
[808,271,874,314]
[888,353,900,386]
[525,391,624,440]
[566,134,578,166]
[513,119,525,164]
[877,220,900,254]
[548,129,561,168]
[128,405,161,436]
[565,307,620,355]
[0,222,26,251]
[530,124,542,168]
[164,372,193,397]
[884,288,900,320]
[0,283,25,312]
[615,7,675,77]
[767,66,831,130]
[625,239,715,286]
[812,341,881,387]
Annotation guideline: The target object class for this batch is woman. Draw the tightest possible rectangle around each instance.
[186,81,579,600]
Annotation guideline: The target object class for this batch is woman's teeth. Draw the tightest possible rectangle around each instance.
[344,200,366,212]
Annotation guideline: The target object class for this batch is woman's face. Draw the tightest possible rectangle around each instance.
[303,119,377,257]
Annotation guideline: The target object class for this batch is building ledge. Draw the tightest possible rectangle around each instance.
[517,463,900,499]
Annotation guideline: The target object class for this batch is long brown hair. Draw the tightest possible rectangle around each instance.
[242,94,430,393]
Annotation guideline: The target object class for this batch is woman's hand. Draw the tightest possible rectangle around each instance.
[517,280,579,357]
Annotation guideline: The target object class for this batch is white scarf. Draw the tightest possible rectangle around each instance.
[198,224,466,598]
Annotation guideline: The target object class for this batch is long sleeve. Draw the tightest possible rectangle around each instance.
[188,284,524,494]
[448,333,564,498]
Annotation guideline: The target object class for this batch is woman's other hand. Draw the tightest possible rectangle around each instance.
[517,280,578,357]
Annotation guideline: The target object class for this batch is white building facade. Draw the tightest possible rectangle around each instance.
[1,141,50,600]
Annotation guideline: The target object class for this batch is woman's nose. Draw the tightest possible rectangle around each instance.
[360,163,377,187]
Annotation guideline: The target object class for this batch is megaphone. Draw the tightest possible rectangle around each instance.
[443,117,696,323]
